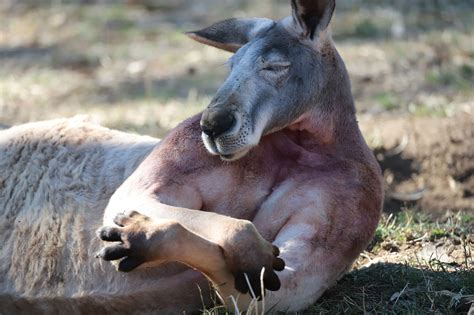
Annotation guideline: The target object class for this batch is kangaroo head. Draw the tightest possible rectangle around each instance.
[188,0,349,161]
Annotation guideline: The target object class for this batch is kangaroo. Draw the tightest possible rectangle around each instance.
[0,1,383,313]
[96,0,383,312]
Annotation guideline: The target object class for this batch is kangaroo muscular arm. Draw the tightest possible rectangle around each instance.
[100,194,284,303]
[100,210,238,295]
[104,182,265,256]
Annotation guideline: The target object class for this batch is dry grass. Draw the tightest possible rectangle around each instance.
[0,1,473,314]
[1,1,473,137]
[310,211,473,315]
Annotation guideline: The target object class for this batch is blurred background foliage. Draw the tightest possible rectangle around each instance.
[0,0,472,137]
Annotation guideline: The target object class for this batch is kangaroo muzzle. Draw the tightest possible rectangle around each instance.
[200,108,236,140]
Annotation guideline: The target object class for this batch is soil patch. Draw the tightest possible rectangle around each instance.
[360,112,474,216]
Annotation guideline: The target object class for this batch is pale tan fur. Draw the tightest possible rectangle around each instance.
[0,118,217,314]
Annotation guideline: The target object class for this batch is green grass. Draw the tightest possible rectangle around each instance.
[426,64,474,91]
[375,93,400,111]
[407,102,454,118]
[311,211,473,314]
[310,263,473,314]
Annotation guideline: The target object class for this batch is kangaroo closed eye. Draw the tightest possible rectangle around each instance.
[262,63,291,72]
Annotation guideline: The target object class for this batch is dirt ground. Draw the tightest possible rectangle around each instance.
[360,112,473,216]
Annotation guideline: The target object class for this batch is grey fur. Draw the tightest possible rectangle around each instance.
[189,1,354,161]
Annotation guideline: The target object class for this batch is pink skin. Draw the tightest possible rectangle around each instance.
[101,107,383,310]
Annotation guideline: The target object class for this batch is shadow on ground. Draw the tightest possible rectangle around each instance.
[311,263,473,314]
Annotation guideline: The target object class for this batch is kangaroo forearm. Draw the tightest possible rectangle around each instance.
[115,195,247,245]
[170,224,226,273]
[168,225,236,296]
[159,204,238,232]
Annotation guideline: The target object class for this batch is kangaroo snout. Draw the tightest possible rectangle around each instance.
[200,108,236,139]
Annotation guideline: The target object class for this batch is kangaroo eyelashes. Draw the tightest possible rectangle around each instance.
[260,63,291,85]
[261,62,291,72]
[260,62,291,83]
[262,65,290,72]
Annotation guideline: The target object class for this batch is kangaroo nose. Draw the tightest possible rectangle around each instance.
[200,109,236,139]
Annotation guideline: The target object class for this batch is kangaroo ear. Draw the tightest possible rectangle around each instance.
[291,0,336,40]
[186,18,274,53]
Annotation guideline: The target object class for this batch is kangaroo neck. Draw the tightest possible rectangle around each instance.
[266,93,364,167]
